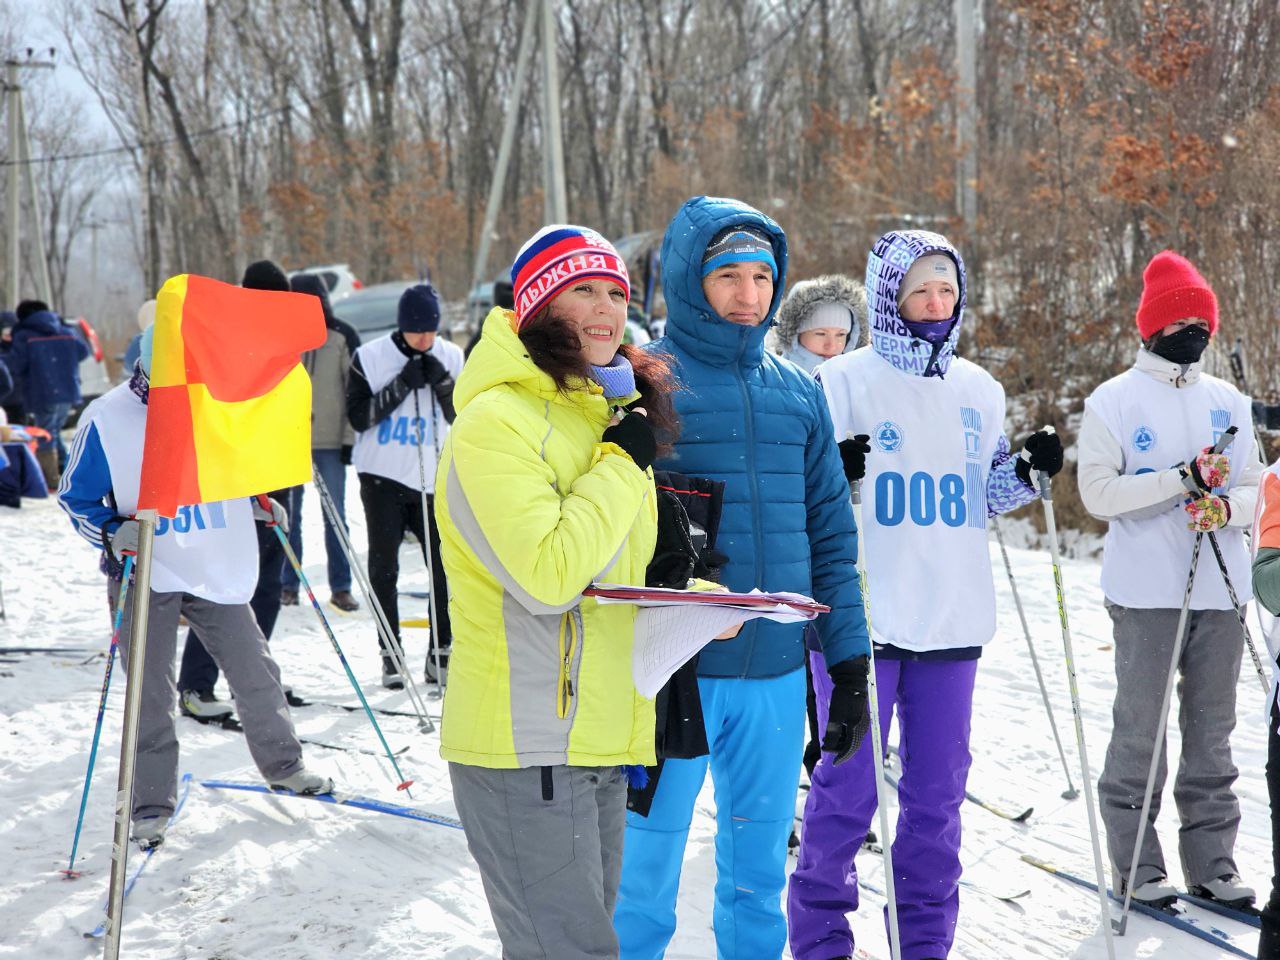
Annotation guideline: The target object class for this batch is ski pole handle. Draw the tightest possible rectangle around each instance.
[1179,425,1238,496]
[255,493,280,527]
[1213,424,1238,455]
[850,478,862,506]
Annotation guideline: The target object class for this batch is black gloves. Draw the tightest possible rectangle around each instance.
[340,444,353,466]
[822,655,871,765]
[1014,429,1064,487]
[647,490,699,588]
[401,353,447,390]
[838,434,871,484]
[603,411,656,472]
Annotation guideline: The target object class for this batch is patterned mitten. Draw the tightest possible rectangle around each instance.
[1185,493,1231,532]
[1190,447,1231,491]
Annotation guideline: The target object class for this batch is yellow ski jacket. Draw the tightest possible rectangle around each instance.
[435,307,658,768]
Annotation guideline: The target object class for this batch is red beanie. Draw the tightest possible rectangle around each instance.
[1135,251,1218,340]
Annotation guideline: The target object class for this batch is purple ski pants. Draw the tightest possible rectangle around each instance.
[787,652,977,960]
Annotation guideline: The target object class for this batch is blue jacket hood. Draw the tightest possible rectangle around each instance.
[661,196,788,369]
[866,230,967,378]
[16,309,65,337]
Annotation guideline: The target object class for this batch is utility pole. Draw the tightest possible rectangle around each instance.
[3,48,56,308]
[954,0,978,235]
[541,0,567,224]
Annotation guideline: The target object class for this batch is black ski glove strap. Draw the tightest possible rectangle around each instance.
[602,412,656,472]
[822,655,871,766]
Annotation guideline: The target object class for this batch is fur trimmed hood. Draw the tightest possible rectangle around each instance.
[770,274,866,354]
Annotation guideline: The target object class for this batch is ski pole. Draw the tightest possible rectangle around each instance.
[259,496,415,795]
[1034,430,1117,960]
[411,389,447,701]
[1174,427,1271,695]
[312,469,436,733]
[1116,424,1236,934]
[849,479,902,960]
[992,516,1078,799]
[63,554,135,879]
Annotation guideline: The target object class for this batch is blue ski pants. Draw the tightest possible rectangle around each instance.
[614,669,806,960]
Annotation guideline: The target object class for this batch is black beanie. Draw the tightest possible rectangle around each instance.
[15,299,49,320]
[399,284,440,333]
[289,273,334,324]
[242,260,290,292]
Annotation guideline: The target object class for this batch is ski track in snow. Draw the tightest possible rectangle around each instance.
[0,488,1268,959]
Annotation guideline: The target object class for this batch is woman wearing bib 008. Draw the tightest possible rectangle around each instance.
[789,230,1063,960]
[434,225,679,960]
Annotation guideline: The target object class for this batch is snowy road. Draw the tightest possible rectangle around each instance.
[0,490,1269,959]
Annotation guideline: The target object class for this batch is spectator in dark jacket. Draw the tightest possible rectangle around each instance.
[7,299,89,488]
[280,273,362,612]
[1,309,23,424]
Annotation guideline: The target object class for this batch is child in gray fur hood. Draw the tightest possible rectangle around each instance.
[770,273,866,376]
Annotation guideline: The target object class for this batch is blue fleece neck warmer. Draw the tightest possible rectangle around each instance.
[589,353,636,399]
[903,318,954,344]
[784,342,827,376]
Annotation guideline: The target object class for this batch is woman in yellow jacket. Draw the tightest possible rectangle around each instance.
[435,225,677,959]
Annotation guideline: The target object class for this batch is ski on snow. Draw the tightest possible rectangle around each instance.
[883,748,1033,823]
[1021,855,1254,958]
[83,773,193,939]
[1177,890,1263,930]
[182,712,413,758]
[200,779,463,830]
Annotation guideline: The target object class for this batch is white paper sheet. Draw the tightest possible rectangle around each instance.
[631,602,813,699]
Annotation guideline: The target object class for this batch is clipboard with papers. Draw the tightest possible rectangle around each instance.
[583,583,829,698]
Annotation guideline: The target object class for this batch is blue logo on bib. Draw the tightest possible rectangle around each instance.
[1133,425,1157,452]
[875,420,904,452]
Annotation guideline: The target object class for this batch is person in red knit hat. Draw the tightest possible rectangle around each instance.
[1075,249,1263,910]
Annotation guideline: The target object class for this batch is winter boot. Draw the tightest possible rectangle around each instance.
[1190,874,1257,907]
[424,646,449,687]
[329,590,359,613]
[269,768,334,796]
[180,689,234,721]
[35,446,59,491]
[382,658,404,690]
[1125,876,1179,908]
[131,816,167,850]
[280,588,299,606]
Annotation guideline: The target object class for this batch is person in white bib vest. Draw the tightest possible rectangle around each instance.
[1078,250,1262,910]
[57,323,333,849]
[789,230,1063,960]
[346,283,464,688]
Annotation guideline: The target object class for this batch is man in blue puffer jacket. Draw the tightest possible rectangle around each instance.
[7,299,89,488]
[614,196,871,959]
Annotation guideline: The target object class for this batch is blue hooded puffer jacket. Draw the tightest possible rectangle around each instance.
[8,309,89,409]
[646,196,869,677]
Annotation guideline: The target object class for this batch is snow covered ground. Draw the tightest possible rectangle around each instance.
[0,485,1270,959]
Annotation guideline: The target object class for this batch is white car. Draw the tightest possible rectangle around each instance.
[71,316,111,403]
[288,263,364,302]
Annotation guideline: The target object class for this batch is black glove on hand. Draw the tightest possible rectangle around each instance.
[602,411,656,472]
[419,352,448,386]
[822,655,871,765]
[838,434,871,485]
[400,356,428,390]
[646,490,699,588]
[1014,429,1064,487]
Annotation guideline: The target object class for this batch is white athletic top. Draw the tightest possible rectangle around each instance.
[87,384,258,603]
[351,334,465,492]
[818,346,1006,652]
[1084,360,1256,610]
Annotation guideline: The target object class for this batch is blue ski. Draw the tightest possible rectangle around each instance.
[1022,855,1252,958]
[1177,890,1262,930]
[200,779,463,830]
[84,773,193,939]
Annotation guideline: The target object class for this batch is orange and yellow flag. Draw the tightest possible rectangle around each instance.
[138,274,327,517]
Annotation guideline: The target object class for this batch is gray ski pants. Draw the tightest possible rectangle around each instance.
[109,583,303,820]
[1098,602,1244,889]
[448,762,626,960]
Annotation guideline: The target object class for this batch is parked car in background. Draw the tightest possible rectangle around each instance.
[332,281,462,344]
[288,263,363,302]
